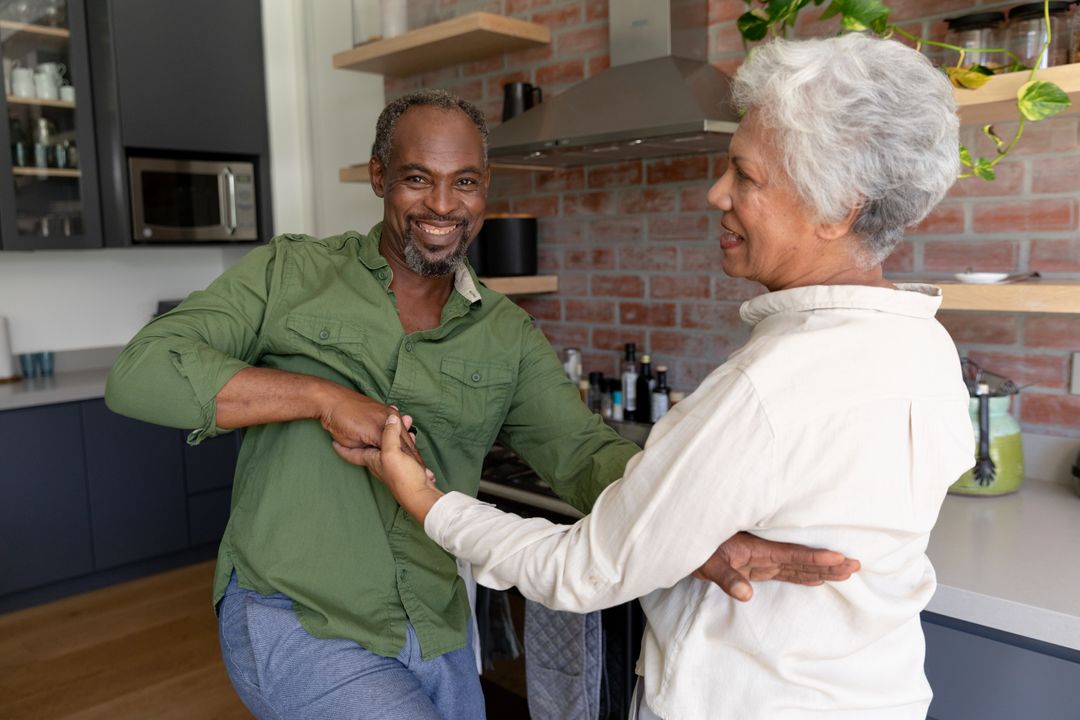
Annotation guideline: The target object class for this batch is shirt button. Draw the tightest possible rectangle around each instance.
[404,342,413,352]
[318,329,330,340]
[471,372,481,382]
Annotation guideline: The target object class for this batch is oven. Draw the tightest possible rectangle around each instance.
[128,156,259,242]
[477,444,645,719]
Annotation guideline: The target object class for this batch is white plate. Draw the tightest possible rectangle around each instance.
[954,272,1009,284]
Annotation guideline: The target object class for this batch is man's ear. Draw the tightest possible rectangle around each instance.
[370,156,386,198]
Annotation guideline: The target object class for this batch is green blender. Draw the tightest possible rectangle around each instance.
[949,359,1025,496]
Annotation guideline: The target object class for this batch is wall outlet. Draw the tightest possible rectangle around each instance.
[1072,352,1080,395]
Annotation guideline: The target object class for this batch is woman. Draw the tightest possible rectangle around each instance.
[339,34,973,719]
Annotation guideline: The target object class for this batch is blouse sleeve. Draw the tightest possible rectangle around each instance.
[424,367,781,613]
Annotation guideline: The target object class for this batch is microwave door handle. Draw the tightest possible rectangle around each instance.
[219,167,238,235]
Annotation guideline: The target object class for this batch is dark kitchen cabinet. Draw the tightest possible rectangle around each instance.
[0,397,240,610]
[923,612,1080,720]
[87,0,273,247]
[184,431,240,547]
[0,403,93,595]
[0,0,103,250]
[105,0,267,155]
[81,398,188,569]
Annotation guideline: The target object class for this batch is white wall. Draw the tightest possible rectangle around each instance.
[0,0,384,355]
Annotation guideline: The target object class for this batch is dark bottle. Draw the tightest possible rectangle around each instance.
[635,354,655,423]
[587,371,604,413]
[621,343,638,418]
[651,366,671,422]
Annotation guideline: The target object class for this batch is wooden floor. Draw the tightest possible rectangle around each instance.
[0,560,251,719]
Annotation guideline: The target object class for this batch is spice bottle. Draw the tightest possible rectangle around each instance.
[621,343,638,419]
[651,366,671,422]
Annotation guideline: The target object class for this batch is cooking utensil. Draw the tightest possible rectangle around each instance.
[972,383,996,486]
[950,359,1025,496]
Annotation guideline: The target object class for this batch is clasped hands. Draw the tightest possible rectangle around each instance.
[332,408,860,602]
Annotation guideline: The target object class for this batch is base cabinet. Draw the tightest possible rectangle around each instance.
[0,399,239,606]
[82,399,188,569]
[0,403,93,595]
[923,613,1080,720]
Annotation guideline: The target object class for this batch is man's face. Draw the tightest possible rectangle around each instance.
[371,106,489,277]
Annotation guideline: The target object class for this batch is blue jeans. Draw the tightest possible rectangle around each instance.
[218,573,486,719]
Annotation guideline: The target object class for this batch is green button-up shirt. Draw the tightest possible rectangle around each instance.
[105,225,638,659]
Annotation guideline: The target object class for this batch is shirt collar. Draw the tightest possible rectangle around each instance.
[740,283,944,327]
[359,223,482,305]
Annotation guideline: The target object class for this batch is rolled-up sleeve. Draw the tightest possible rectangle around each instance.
[426,368,780,613]
[105,240,283,443]
[496,321,640,514]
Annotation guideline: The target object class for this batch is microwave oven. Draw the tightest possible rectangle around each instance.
[128,157,259,242]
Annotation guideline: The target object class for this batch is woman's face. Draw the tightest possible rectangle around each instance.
[707,110,830,292]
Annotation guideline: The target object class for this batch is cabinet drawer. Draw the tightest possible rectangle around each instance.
[924,615,1080,720]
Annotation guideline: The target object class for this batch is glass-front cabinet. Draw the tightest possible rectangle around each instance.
[0,0,99,249]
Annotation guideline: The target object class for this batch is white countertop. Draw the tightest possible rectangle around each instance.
[927,479,1080,650]
[0,368,110,411]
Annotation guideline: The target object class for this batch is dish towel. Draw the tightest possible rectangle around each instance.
[525,600,603,720]
[475,585,522,671]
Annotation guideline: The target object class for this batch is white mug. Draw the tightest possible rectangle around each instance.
[34,72,59,100]
[2,58,18,91]
[59,84,75,103]
[11,67,35,98]
[37,61,66,86]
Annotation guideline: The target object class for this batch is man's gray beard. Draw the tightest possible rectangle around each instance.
[402,232,469,278]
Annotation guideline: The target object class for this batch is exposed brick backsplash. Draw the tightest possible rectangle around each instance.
[392,0,1080,436]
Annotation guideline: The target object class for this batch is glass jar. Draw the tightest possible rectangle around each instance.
[944,12,1007,68]
[1005,1,1073,69]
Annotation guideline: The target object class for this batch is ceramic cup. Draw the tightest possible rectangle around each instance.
[36,62,66,86]
[11,67,35,98]
[59,84,75,102]
[34,72,59,100]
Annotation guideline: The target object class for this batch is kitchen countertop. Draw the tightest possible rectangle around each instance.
[926,479,1080,650]
[0,367,110,411]
[4,371,1079,649]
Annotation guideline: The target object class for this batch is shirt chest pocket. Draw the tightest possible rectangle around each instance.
[283,314,369,376]
[434,357,514,446]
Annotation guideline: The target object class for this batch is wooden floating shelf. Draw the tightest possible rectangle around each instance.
[955,63,1080,126]
[333,12,550,77]
[6,95,75,109]
[12,167,80,178]
[938,280,1080,314]
[481,275,558,296]
[0,19,70,39]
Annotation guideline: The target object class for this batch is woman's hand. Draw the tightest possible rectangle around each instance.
[333,414,444,524]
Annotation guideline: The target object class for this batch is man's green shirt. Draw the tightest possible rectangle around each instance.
[105,225,638,659]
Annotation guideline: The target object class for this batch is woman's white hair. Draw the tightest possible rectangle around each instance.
[732,33,959,264]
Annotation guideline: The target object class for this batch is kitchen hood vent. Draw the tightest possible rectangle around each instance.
[488,0,739,168]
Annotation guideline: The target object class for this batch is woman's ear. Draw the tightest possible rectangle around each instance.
[816,205,860,242]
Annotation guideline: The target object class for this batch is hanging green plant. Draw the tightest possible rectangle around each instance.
[735,0,1074,180]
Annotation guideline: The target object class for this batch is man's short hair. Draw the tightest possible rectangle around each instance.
[373,89,489,168]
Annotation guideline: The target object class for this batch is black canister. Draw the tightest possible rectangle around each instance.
[466,234,486,275]
[480,214,538,276]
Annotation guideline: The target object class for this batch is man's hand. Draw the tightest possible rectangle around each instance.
[318,384,403,449]
[334,415,443,523]
[694,532,861,602]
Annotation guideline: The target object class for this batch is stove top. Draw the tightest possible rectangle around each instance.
[480,445,557,498]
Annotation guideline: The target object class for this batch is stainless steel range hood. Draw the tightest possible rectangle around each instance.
[488,0,739,168]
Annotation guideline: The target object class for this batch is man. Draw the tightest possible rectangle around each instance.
[105,89,857,719]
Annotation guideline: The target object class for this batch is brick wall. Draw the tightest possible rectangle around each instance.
[387,0,1080,437]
